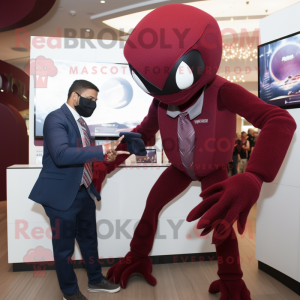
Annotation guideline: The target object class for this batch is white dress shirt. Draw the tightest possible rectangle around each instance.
[66,103,84,138]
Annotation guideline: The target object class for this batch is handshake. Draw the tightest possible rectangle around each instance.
[102,132,147,162]
[103,135,129,162]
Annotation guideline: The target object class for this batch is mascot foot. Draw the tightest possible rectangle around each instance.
[209,279,251,300]
[106,251,157,288]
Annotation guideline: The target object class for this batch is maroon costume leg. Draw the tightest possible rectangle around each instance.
[130,165,193,256]
[107,164,192,288]
[201,168,251,299]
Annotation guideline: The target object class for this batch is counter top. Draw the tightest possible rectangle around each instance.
[7,163,171,169]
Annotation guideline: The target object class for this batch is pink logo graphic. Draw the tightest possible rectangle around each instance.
[23,246,55,277]
[24,56,57,88]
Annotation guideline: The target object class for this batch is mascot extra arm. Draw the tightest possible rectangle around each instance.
[187,82,297,244]
[219,82,296,182]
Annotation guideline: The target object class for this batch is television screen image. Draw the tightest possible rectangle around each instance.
[258,31,300,108]
[136,149,157,164]
[33,60,153,137]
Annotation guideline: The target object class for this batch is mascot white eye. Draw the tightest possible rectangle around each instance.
[131,70,150,94]
[175,61,194,90]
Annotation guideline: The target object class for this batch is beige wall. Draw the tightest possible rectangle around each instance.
[236,115,242,134]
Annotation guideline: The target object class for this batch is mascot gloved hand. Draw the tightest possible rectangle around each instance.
[119,132,147,156]
[187,172,262,245]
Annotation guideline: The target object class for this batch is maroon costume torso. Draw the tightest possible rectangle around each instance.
[159,76,235,178]
[98,5,296,298]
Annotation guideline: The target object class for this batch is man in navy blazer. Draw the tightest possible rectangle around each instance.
[29,80,129,300]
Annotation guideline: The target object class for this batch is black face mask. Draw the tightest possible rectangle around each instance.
[74,93,96,118]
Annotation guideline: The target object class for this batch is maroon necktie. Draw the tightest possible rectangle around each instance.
[178,112,197,180]
[78,118,93,188]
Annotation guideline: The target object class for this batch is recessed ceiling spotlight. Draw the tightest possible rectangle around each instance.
[231,17,234,21]
[100,0,105,3]
[70,10,76,16]
[0,89,4,92]
[86,29,91,32]
[246,1,249,4]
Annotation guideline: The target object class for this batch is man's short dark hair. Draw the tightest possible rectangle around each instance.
[68,80,99,99]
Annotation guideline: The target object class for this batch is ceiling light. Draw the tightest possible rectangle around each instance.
[0,89,3,92]
[86,29,90,32]
[100,0,105,3]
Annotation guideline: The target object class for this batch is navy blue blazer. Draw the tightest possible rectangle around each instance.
[29,103,104,211]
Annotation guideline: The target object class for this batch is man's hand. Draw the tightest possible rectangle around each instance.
[103,135,125,153]
[105,149,130,162]
[103,136,130,162]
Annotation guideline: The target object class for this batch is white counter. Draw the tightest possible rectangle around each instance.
[255,108,300,285]
[256,3,300,294]
[7,164,215,264]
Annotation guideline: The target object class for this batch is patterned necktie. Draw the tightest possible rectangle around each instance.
[78,117,93,188]
[178,112,197,181]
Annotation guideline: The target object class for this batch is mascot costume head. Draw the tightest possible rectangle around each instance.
[124,4,222,105]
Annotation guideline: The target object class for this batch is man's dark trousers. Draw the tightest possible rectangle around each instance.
[43,187,103,295]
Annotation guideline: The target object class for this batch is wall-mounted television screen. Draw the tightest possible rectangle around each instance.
[33,61,153,138]
[258,31,300,109]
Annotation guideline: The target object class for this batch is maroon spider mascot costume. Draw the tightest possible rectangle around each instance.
[93,4,296,299]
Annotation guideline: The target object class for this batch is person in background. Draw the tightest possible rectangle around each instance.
[251,130,259,154]
[253,131,258,142]
[231,133,241,176]
[238,131,250,173]
[247,128,255,160]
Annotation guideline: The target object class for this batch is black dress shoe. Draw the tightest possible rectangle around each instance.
[63,290,87,300]
[88,276,121,293]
